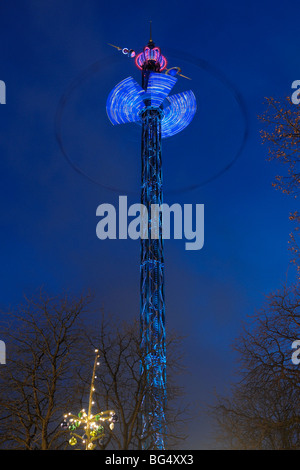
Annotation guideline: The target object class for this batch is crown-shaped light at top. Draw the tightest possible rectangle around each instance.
[135,46,167,72]
[135,21,167,72]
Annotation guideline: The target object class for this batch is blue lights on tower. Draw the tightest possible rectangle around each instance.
[161,90,197,138]
[106,74,196,137]
[106,33,197,449]
[106,77,145,125]
[146,73,177,108]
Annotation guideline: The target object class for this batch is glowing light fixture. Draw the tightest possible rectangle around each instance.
[106,77,145,125]
[135,46,167,71]
[106,72,196,138]
[161,90,197,138]
[146,73,177,108]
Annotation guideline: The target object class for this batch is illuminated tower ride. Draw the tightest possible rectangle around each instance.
[106,28,196,449]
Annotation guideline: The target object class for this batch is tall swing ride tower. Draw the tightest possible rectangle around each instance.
[106,27,197,449]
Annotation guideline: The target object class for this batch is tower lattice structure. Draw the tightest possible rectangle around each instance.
[106,32,196,449]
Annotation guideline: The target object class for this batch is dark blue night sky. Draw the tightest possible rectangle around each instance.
[0,0,299,449]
